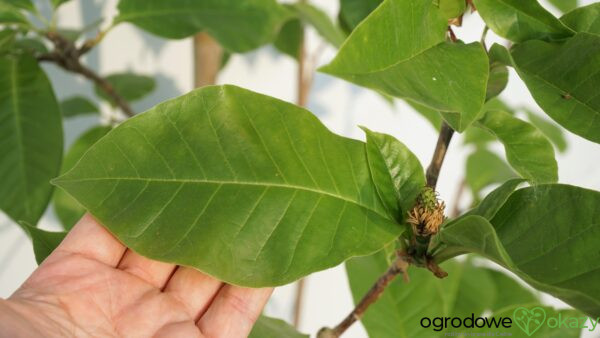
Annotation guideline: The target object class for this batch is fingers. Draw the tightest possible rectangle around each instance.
[53,213,126,267]
[117,250,176,289]
[197,286,273,338]
[164,267,223,320]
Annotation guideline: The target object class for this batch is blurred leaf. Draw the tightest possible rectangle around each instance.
[0,54,63,225]
[338,0,382,32]
[53,126,111,230]
[60,96,99,118]
[0,3,28,24]
[5,0,34,11]
[463,126,495,147]
[14,38,48,54]
[94,73,155,103]
[0,29,17,51]
[405,99,442,131]
[464,178,524,221]
[274,18,303,60]
[560,2,600,35]
[56,28,81,42]
[288,2,345,48]
[466,149,516,198]
[51,0,71,8]
[249,316,308,338]
[548,0,578,14]
[484,268,537,311]
[18,221,66,264]
[524,109,567,152]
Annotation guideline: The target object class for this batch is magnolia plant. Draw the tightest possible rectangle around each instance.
[1,0,599,337]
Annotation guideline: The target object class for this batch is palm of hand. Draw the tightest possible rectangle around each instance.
[5,214,271,338]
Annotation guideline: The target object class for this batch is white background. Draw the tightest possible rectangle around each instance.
[1,0,599,337]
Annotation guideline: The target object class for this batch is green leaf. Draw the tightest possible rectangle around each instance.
[510,33,600,144]
[0,29,17,51]
[465,149,516,198]
[51,0,71,8]
[321,0,489,131]
[437,184,600,316]
[116,0,291,53]
[486,47,510,101]
[338,0,382,32]
[524,109,567,152]
[288,3,345,48]
[436,0,466,20]
[484,269,537,311]
[249,316,308,338]
[0,54,63,225]
[18,222,66,264]
[361,127,425,222]
[560,3,600,35]
[94,73,155,103]
[5,0,34,12]
[473,0,573,42]
[53,126,111,230]
[548,0,578,14]
[60,96,99,118]
[0,3,28,24]
[477,110,557,184]
[274,19,303,60]
[463,126,495,147]
[465,178,524,220]
[53,85,401,287]
[14,38,49,54]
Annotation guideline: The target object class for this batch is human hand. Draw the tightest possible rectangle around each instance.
[1,214,272,337]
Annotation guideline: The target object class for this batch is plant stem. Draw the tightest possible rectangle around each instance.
[480,26,489,50]
[193,32,223,87]
[450,178,466,217]
[425,122,455,189]
[318,255,409,338]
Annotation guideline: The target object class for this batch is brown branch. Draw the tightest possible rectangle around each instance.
[450,178,466,217]
[425,122,454,189]
[193,32,223,87]
[317,255,409,338]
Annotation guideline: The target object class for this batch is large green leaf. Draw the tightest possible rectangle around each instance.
[510,33,600,144]
[560,3,600,35]
[437,184,600,316]
[320,0,489,131]
[249,316,308,338]
[53,85,401,287]
[524,109,567,153]
[0,54,62,225]
[287,3,345,48]
[465,149,516,199]
[53,126,111,230]
[477,110,557,184]
[94,73,154,104]
[19,222,66,264]
[60,96,99,118]
[116,0,291,52]
[473,0,573,42]
[361,127,425,222]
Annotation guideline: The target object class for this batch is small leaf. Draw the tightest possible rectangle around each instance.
[274,18,303,60]
[249,316,308,338]
[524,109,567,152]
[436,0,467,20]
[560,2,600,36]
[473,0,573,42]
[465,149,516,199]
[60,96,99,118]
[361,127,425,221]
[53,126,111,229]
[53,85,400,287]
[465,178,524,220]
[19,222,67,264]
[485,47,510,101]
[548,0,578,14]
[477,110,557,184]
[94,73,155,103]
[116,0,291,53]
[0,54,63,225]
[288,2,345,48]
[338,0,382,32]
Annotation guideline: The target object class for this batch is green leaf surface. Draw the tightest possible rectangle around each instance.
[53,126,111,230]
[320,0,489,131]
[116,0,291,52]
[524,110,567,152]
[19,222,66,264]
[477,110,557,184]
[249,316,308,338]
[437,184,600,316]
[274,19,303,60]
[288,3,345,48]
[5,0,34,11]
[510,33,600,144]
[463,126,495,147]
[0,3,28,24]
[60,96,99,118]
[560,3,600,35]
[0,54,62,225]
[436,0,467,20]
[465,178,524,220]
[53,85,401,287]
[14,38,49,54]
[484,269,537,311]
[548,0,578,14]
[473,0,573,42]
[465,149,517,198]
[94,73,154,103]
[51,0,71,8]
[0,29,17,51]
[338,0,382,32]
[361,127,425,222]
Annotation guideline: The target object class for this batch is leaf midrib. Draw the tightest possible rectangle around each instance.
[55,176,392,221]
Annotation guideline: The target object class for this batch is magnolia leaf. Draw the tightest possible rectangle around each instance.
[560,3,600,35]
[465,178,524,220]
[548,0,578,14]
[320,0,489,131]
[465,150,517,199]
[274,19,303,60]
[484,269,537,311]
[477,110,557,184]
[473,0,573,42]
[94,73,154,103]
[338,0,382,32]
[288,3,345,48]
[437,0,466,20]
[116,0,291,52]
[436,184,600,316]
[361,127,425,222]
[19,222,67,264]
[463,126,495,148]
[53,85,402,287]
[524,110,567,153]
[0,54,62,225]
[60,96,99,118]
[53,126,111,230]
[510,33,600,144]
[249,316,308,338]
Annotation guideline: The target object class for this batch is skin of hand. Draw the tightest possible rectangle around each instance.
[0,214,273,337]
